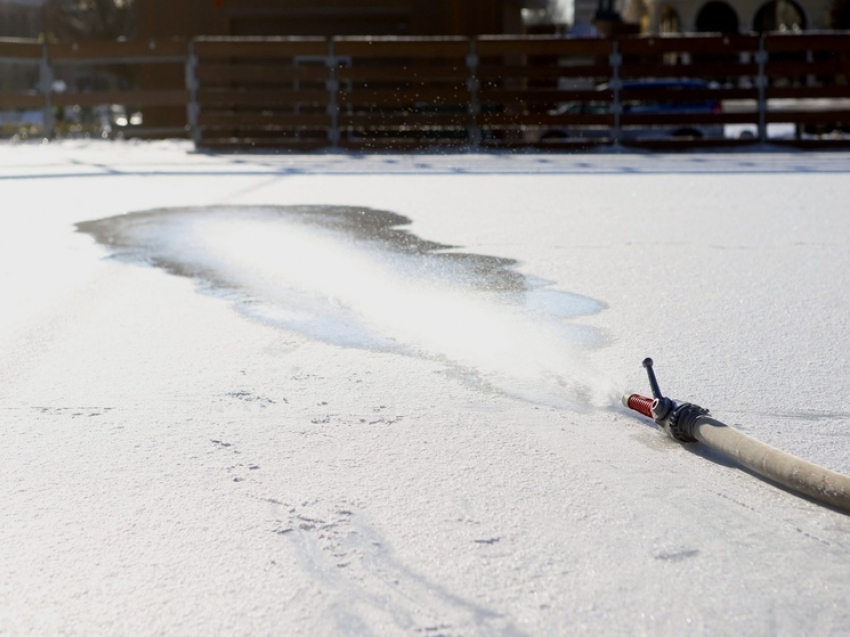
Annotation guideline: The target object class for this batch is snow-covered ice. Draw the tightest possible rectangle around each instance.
[1,140,849,636]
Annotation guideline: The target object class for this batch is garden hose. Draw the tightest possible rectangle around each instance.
[624,358,850,514]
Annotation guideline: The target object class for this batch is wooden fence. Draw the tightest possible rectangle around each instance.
[0,38,187,138]
[2,33,850,149]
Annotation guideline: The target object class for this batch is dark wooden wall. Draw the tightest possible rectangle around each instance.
[135,0,530,39]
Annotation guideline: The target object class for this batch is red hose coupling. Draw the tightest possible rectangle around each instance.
[623,392,654,419]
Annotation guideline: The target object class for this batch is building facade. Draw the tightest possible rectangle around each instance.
[618,0,832,33]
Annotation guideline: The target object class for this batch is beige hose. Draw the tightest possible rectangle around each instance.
[692,416,850,513]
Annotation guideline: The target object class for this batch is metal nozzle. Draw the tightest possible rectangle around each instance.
[627,357,706,443]
[623,392,654,419]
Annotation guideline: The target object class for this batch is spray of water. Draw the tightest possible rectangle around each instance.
[78,206,617,410]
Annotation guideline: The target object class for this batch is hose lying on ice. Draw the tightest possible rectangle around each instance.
[624,358,850,514]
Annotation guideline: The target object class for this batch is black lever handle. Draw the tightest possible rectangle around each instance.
[642,357,664,400]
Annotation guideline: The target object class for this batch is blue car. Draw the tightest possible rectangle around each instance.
[533,78,724,142]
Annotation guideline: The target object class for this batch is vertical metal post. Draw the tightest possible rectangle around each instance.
[185,39,200,146]
[327,38,340,150]
[805,48,815,87]
[756,34,767,144]
[467,38,481,149]
[610,39,622,147]
[40,40,54,139]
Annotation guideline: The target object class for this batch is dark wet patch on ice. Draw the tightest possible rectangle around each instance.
[77,205,564,299]
[77,205,614,409]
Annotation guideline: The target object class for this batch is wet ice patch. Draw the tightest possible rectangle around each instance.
[77,206,615,409]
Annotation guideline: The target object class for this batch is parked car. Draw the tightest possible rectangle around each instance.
[531,78,724,142]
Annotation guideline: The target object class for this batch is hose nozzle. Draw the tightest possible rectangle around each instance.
[623,359,850,514]
[622,392,654,419]
[624,357,708,443]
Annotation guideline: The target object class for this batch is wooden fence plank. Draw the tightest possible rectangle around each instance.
[200,136,330,150]
[766,109,850,123]
[481,138,610,149]
[479,88,611,103]
[48,40,187,62]
[481,113,613,126]
[199,112,332,128]
[338,87,469,106]
[620,63,760,79]
[766,61,850,76]
[195,64,329,84]
[619,87,742,101]
[624,138,755,150]
[194,37,328,58]
[334,37,468,58]
[337,66,469,82]
[52,89,190,107]
[0,38,42,59]
[506,111,755,127]
[0,94,44,108]
[477,64,611,80]
[621,112,754,125]
[476,37,612,57]
[767,86,850,99]
[339,113,469,127]
[339,138,470,150]
[619,34,759,55]
[198,88,329,106]
[764,32,850,53]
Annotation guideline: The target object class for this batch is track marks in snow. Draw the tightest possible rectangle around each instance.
[473,537,501,545]
[653,548,700,562]
[209,438,263,483]
[30,406,114,418]
[225,390,282,407]
[266,499,528,637]
[301,399,405,428]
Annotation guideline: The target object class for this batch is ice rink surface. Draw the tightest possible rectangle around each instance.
[1,141,850,635]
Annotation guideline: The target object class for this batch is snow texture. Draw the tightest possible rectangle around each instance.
[1,140,850,636]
